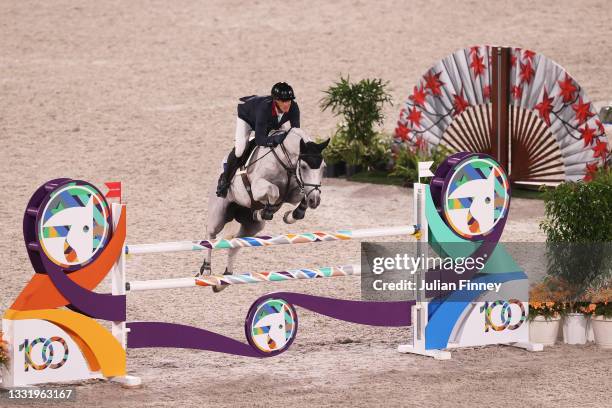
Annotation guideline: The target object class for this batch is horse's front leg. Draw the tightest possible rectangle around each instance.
[283,198,308,224]
[251,179,280,221]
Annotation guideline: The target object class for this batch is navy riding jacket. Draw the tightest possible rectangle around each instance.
[237,95,300,146]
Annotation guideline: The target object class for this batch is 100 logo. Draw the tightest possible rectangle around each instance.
[480,300,526,332]
[19,337,69,371]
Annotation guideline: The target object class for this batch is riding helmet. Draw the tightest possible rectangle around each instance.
[271,82,295,100]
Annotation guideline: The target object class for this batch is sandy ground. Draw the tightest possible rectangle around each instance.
[1,1,611,407]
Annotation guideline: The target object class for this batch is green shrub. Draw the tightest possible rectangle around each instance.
[540,168,612,297]
[320,76,392,169]
[323,128,391,168]
[390,144,452,183]
[540,168,612,242]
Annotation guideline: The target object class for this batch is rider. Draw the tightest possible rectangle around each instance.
[216,82,300,198]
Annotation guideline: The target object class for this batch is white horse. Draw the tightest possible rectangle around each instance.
[200,128,329,290]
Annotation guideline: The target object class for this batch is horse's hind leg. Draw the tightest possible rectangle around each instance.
[226,218,266,276]
[200,194,231,276]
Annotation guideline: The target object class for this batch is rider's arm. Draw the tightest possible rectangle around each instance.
[254,103,271,146]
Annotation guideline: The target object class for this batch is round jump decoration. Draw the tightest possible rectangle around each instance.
[24,179,112,273]
[430,152,510,241]
[245,296,298,356]
[442,154,509,240]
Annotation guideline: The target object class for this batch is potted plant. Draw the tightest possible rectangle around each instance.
[586,286,612,348]
[528,280,564,346]
[540,168,612,345]
[541,276,592,345]
[0,331,8,383]
[320,76,392,176]
[560,301,592,345]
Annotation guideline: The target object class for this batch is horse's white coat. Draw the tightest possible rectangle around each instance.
[203,128,327,280]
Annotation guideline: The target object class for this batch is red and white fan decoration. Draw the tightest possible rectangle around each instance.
[395,45,609,183]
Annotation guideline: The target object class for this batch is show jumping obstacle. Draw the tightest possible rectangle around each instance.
[1,152,543,388]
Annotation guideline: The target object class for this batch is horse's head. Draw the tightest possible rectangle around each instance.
[298,138,329,209]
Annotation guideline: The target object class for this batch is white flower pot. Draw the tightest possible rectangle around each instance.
[591,316,612,349]
[586,317,595,342]
[530,316,560,346]
[562,313,588,345]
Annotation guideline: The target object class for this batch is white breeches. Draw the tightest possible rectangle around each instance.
[234,117,253,158]
[234,117,292,158]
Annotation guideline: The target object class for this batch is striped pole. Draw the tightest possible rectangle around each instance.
[126,225,419,255]
[126,264,361,292]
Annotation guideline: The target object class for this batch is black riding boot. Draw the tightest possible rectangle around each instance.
[216,149,240,198]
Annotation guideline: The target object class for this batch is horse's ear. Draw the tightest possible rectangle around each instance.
[318,138,330,151]
[300,138,307,152]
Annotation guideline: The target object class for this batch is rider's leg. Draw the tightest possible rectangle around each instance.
[216,150,238,198]
[234,117,252,158]
[216,118,252,198]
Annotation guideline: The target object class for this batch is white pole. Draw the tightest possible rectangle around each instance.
[397,183,451,359]
[346,225,417,239]
[128,277,197,292]
[110,203,127,349]
[126,225,419,255]
[127,264,361,292]
[414,183,428,347]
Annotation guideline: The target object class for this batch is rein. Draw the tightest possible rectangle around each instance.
[270,139,322,202]
[241,130,322,209]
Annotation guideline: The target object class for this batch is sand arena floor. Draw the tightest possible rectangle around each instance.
[1,1,611,407]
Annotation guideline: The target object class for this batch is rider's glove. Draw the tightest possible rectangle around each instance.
[266,132,287,147]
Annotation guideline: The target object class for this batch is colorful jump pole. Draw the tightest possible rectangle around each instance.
[126,264,361,292]
[125,225,419,255]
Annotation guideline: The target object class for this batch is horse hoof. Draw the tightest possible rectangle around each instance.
[283,210,296,224]
[198,262,211,276]
[212,268,233,292]
[212,285,227,293]
[292,208,305,220]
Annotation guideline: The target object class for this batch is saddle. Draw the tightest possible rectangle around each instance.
[235,139,263,210]
[237,139,258,169]
[235,130,290,211]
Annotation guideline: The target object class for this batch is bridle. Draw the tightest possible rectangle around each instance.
[295,153,323,199]
[270,138,323,201]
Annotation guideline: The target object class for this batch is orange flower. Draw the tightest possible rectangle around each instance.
[0,331,8,366]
